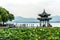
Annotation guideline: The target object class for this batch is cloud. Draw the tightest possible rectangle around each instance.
[0,0,60,18]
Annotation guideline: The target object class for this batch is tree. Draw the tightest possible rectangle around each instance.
[0,7,14,25]
[9,14,14,21]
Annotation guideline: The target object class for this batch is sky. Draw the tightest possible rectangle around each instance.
[0,0,60,18]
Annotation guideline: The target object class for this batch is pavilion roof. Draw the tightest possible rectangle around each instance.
[38,9,51,17]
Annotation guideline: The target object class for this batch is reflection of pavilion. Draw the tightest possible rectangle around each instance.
[37,9,52,27]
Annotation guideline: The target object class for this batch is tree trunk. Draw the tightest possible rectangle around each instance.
[3,22,4,26]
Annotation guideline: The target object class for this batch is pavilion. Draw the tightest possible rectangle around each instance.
[37,9,52,27]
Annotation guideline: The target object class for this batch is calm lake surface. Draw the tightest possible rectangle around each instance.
[14,23,60,27]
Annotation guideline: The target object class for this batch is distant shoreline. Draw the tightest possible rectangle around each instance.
[14,22,60,23]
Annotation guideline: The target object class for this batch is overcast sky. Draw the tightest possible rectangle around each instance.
[0,0,60,18]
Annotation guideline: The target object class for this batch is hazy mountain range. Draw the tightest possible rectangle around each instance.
[10,16,60,23]
[12,16,39,23]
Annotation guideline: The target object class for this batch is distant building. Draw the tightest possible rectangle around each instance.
[37,9,52,27]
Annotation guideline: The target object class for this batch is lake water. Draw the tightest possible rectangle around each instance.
[14,23,60,27]
[50,23,60,27]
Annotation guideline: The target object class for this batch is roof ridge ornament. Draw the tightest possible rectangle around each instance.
[43,9,45,13]
[43,9,46,14]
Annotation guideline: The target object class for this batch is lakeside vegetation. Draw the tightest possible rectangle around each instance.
[0,7,14,26]
[0,27,59,40]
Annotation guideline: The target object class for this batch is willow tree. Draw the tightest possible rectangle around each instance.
[0,7,14,25]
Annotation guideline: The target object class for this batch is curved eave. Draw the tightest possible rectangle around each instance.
[38,14,51,17]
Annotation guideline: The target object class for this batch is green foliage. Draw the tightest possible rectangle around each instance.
[0,27,60,40]
[0,7,14,25]
[8,14,14,21]
[1,13,9,22]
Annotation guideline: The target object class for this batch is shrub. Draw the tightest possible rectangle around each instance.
[0,27,60,40]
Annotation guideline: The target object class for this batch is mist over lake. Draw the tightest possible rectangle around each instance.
[10,16,60,23]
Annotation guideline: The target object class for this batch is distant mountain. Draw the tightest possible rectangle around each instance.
[12,16,39,23]
[50,16,60,23]
[10,16,60,23]
[50,16,60,21]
